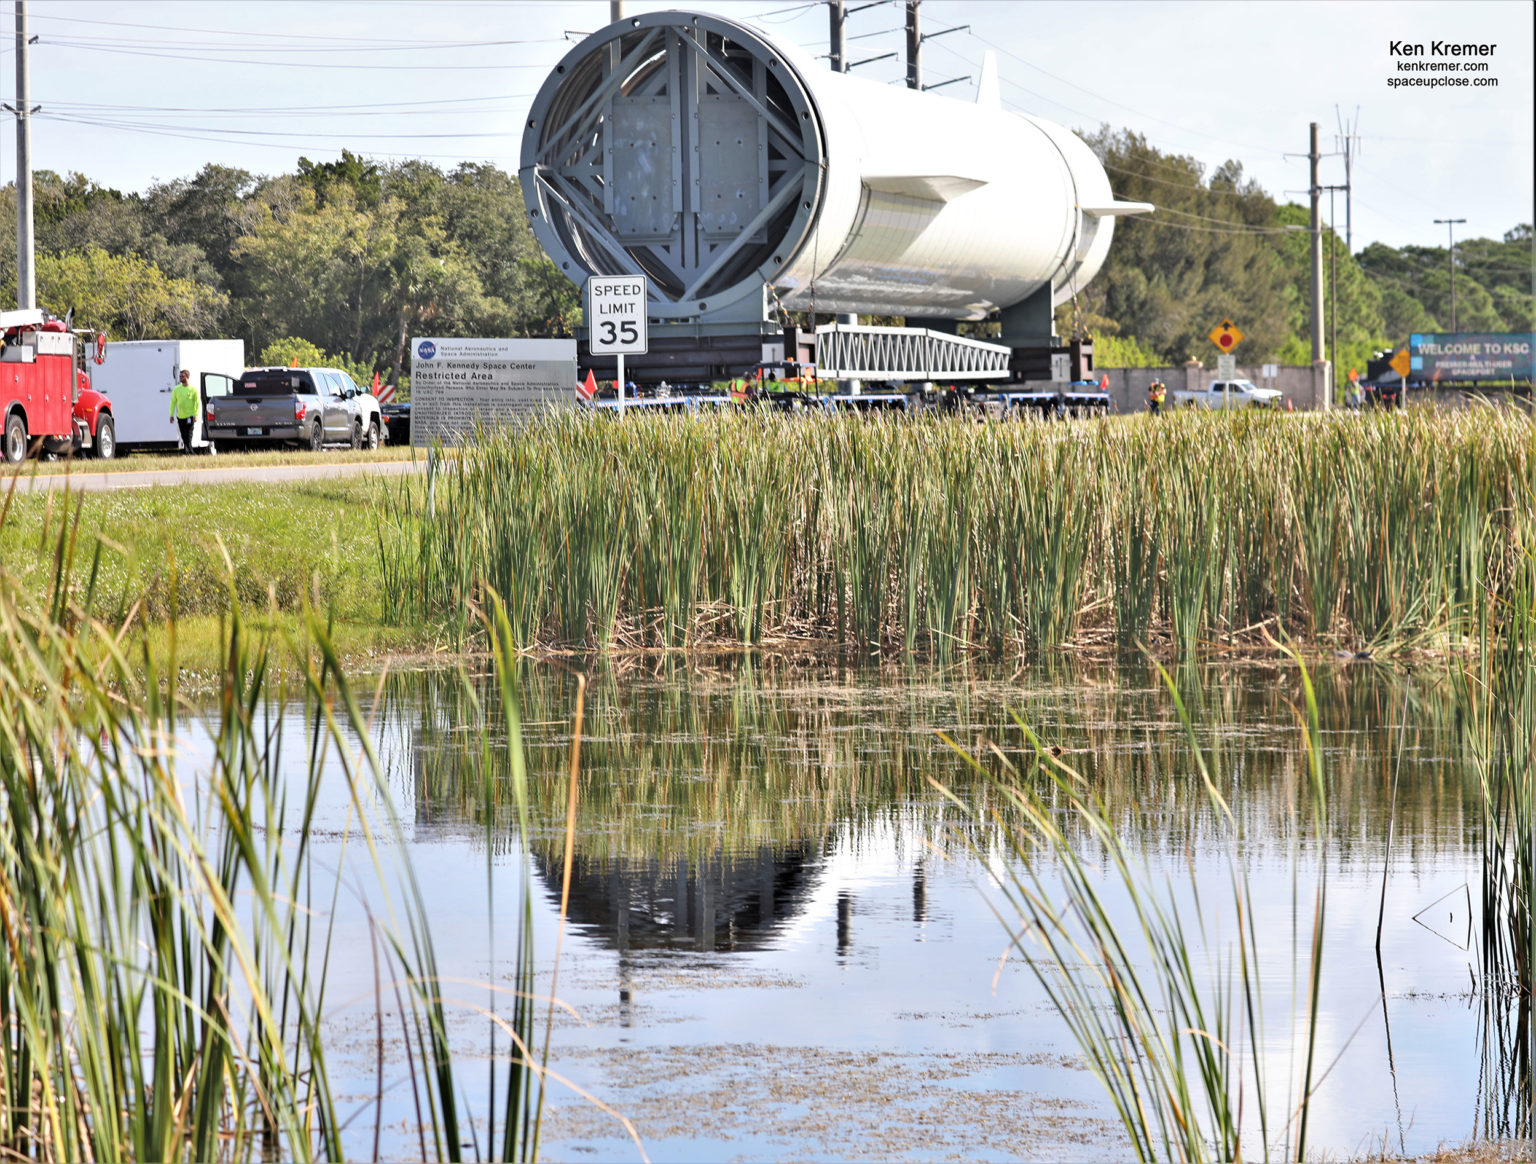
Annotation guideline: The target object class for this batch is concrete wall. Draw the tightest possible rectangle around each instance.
[1095,362,1333,413]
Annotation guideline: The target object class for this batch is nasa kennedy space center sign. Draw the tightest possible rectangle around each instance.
[410,337,577,447]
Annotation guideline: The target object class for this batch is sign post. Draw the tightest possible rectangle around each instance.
[1209,318,1244,393]
[587,275,649,416]
[1388,348,1412,402]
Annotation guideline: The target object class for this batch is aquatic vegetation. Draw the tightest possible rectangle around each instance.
[0,480,564,1162]
[1455,536,1536,1137]
[937,656,1331,1162]
[378,406,1535,658]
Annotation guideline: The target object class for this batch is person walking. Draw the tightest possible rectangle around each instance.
[169,368,199,453]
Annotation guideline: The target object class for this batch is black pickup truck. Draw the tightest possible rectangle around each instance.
[205,366,382,451]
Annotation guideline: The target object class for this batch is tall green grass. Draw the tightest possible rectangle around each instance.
[0,478,564,1162]
[379,407,1535,658]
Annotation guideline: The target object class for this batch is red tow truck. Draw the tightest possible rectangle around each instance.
[2,308,114,463]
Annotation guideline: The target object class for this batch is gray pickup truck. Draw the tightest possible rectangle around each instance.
[205,366,382,451]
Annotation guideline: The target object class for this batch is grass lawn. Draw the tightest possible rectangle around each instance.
[14,443,419,475]
[0,470,438,676]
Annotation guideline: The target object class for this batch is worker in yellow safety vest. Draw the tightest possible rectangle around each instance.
[1147,379,1167,415]
[169,369,200,452]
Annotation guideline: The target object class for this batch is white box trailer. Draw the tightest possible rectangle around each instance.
[91,339,245,451]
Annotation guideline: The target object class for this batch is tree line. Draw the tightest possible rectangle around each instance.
[0,136,1530,379]
[0,151,578,385]
[1069,128,1533,373]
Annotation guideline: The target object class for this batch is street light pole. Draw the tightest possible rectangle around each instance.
[1432,217,1466,333]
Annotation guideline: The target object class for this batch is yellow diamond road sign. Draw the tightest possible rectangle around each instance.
[1389,348,1412,378]
[1209,319,1244,352]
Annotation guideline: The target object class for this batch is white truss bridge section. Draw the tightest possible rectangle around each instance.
[813,324,1011,382]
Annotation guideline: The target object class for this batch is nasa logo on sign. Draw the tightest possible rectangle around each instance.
[417,340,437,360]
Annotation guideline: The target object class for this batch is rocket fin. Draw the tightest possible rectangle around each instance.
[863,175,987,202]
[975,50,1000,110]
[1081,201,1155,216]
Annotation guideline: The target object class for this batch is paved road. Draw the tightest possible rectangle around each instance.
[4,456,429,493]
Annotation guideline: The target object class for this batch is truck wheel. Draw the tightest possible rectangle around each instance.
[93,415,117,460]
[350,420,363,451]
[3,413,25,464]
[309,421,326,453]
[366,417,381,451]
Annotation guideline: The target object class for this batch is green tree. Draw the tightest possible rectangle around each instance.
[433,162,581,334]
[1355,230,1533,335]
[258,337,327,367]
[231,184,395,360]
[142,164,256,287]
[297,149,382,209]
[17,247,228,339]
[1073,128,1294,364]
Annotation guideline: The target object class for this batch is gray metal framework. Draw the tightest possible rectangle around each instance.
[521,12,825,322]
[813,324,1010,381]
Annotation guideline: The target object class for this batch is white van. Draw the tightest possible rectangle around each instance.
[91,339,246,452]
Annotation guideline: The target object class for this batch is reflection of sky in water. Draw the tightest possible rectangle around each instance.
[198,660,1500,1161]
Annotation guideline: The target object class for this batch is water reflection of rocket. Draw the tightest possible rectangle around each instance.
[531,839,829,953]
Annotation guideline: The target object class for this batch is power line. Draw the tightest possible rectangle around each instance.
[43,34,562,54]
[1101,159,1270,199]
[42,112,516,162]
[39,42,557,71]
[39,95,536,119]
[1117,214,1291,238]
[1146,204,1294,233]
[965,27,1289,158]
[41,112,516,142]
[27,9,553,42]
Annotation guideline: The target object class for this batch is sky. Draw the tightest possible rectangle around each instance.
[4,0,1533,255]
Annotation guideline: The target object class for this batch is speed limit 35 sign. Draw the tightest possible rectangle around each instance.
[586,276,649,355]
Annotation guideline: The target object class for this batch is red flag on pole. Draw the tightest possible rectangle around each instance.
[371,370,381,392]
[1098,373,1109,391]
[578,369,599,401]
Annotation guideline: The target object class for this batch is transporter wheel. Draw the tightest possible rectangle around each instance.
[93,415,116,460]
[3,413,26,463]
[366,418,381,451]
[309,421,326,453]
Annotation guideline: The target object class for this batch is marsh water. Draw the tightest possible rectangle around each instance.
[228,658,1513,1161]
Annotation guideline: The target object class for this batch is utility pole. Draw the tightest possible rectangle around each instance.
[828,0,846,72]
[1325,186,1346,379]
[905,0,920,90]
[13,0,35,310]
[1309,123,1323,369]
[1335,105,1361,253]
[1433,217,1466,333]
